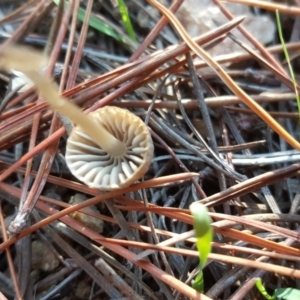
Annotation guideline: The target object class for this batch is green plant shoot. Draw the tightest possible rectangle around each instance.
[190,202,213,292]
[256,278,275,300]
[256,278,300,300]
[117,0,137,42]
[276,9,300,120]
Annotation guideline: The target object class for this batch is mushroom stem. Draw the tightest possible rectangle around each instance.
[0,46,126,157]
[29,72,126,157]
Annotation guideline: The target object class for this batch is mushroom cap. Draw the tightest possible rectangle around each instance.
[65,106,154,190]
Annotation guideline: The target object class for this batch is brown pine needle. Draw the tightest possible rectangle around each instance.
[147,0,300,151]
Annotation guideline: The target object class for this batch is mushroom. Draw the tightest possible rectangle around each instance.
[0,46,154,190]
[65,106,154,190]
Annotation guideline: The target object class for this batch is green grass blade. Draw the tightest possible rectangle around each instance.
[117,0,137,42]
[53,0,124,43]
[77,7,123,41]
[276,9,300,120]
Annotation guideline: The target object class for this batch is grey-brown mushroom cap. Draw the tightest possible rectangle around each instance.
[65,106,154,191]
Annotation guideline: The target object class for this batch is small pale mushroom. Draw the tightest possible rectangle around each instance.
[66,106,153,190]
[0,46,154,190]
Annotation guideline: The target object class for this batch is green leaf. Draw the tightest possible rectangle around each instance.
[190,202,213,269]
[255,279,300,300]
[190,203,213,292]
[117,0,137,42]
[274,288,300,300]
[190,202,212,238]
